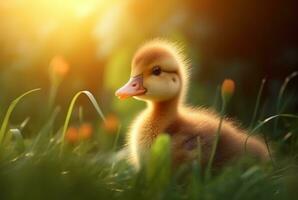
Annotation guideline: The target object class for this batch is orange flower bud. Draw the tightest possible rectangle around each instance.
[65,127,79,144]
[221,79,235,102]
[102,113,119,133]
[49,56,69,77]
[79,123,93,140]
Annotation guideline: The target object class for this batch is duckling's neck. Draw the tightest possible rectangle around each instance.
[135,97,181,151]
[147,97,180,121]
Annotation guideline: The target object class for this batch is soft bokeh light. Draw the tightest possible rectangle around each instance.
[0,0,297,130]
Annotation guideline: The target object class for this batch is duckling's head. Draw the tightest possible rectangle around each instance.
[116,39,189,103]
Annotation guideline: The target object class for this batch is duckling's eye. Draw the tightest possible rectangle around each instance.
[152,66,162,76]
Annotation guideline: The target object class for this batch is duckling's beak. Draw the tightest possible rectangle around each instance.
[115,75,147,100]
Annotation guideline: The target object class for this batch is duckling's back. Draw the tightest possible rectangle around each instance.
[166,107,269,167]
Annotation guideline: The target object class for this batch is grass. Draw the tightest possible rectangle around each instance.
[205,88,226,179]
[60,90,106,154]
[273,71,298,137]
[0,75,297,200]
[249,78,266,130]
[0,88,41,145]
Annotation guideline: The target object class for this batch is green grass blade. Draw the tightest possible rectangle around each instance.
[109,125,123,174]
[249,78,266,130]
[273,71,298,135]
[0,88,41,145]
[205,104,225,179]
[60,91,106,153]
[31,106,61,151]
[112,125,121,152]
[252,114,298,134]
[10,128,25,153]
[19,117,30,131]
[146,134,171,187]
[245,114,298,152]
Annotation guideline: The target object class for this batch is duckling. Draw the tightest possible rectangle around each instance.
[115,39,269,169]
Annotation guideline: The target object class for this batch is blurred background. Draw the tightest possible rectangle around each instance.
[0,0,297,144]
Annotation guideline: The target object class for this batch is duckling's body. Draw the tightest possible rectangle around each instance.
[128,100,268,168]
[116,39,269,169]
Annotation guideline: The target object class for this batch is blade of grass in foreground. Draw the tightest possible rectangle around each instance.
[249,78,266,130]
[273,71,298,136]
[206,79,234,179]
[9,128,25,153]
[245,114,298,152]
[0,88,41,145]
[245,114,298,165]
[60,91,106,153]
[30,106,61,151]
[205,103,225,179]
